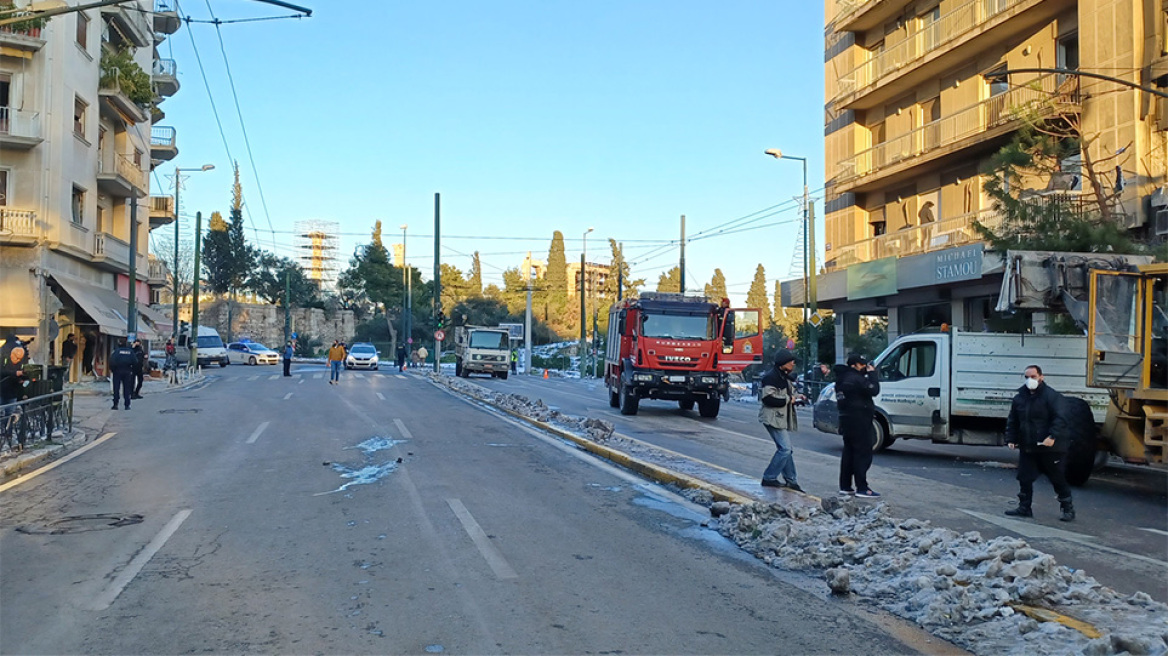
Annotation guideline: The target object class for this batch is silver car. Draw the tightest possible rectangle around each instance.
[345,343,380,370]
[227,342,280,366]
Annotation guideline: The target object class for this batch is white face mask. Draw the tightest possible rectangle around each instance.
[1025,377,1040,390]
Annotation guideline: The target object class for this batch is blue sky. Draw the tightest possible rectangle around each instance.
[151,1,826,306]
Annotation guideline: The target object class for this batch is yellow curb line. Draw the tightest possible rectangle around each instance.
[1009,604,1103,639]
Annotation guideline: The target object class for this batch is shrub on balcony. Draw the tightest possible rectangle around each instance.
[0,1,47,32]
[100,48,154,107]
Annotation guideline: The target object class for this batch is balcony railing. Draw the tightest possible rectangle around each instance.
[827,209,1003,269]
[93,231,131,267]
[837,0,1029,98]
[0,208,38,240]
[837,75,1079,185]
[151,125,176,148]
[153,58,179,96]
[0,107,42,145]
[98,153,148,194]
[150,195,175,214]
[147,256,170,283]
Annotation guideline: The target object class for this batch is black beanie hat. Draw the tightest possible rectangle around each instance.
[774,349,796,368]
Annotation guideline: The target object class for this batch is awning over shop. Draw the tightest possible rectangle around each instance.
[52,275,131,337]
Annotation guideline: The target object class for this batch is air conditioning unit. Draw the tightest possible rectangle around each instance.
[1155,208,1168,236]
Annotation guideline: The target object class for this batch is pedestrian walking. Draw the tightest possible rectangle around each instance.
[164,337,177,371]
[130,339,146,399]
[758,349,804,492]
[61,334,77,373]
[417,346,428,368]
[328,340,346,385]
[109,339,137,410]
[835,353,882,498]
[283,341,294,377]
[82,331,96,376]
[395,342,407,372]
[1004,364,1075,521]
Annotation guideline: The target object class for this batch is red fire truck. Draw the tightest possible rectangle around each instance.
[604,293,763,418]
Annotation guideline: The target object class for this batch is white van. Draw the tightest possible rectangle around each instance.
[176,326,230,368]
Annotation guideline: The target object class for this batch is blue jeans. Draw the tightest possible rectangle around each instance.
[761,425,797,484]
[330,360,341,382]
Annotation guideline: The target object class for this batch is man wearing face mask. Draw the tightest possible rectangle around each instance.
[835,353,882,498]
[1004,364,1074,521]
[758,349,804,492]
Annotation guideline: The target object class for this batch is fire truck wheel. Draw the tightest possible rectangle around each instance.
[618,381,639,415]
[678,399,694,412]
[698,398,720,418]
[608,387,620,408]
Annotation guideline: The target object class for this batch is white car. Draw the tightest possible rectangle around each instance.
[227,342,280,365]
[345,343,380,370]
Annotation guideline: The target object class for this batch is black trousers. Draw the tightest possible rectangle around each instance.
[133,369,144,395]
[111,371,133,408]
[1016,449,1072,501]
[283,358,291,376]
[839,414,874,492]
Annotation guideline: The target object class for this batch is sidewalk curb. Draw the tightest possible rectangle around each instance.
[1,430,94,481]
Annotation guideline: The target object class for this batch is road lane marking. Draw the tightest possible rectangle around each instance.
[88,509,192,611]
[268,375,279,380]
[299,378,305,384]
[447,498,518,580]
[396,375,407,380]
[246,421,271,444]
[283,393,293,400]
[0,432,118,493]
[376,392,386,401]
[248,375,259,381]
[1140,527,1168,537]
[314,373,323,379]
[393,418,413,440]
[959,509,1167,567]
[354,373,365,378]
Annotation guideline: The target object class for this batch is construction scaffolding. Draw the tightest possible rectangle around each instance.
[295,220,340,290]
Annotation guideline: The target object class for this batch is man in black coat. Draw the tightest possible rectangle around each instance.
[131,339,146,399]
[1005,364,1074,521]
[835,353,881,498]
[109,339,137,410]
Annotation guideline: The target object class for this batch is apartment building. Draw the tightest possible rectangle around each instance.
[796,0,1168,357]
[0,0,183,377]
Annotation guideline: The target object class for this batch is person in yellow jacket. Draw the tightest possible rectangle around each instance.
[327,340,346,385]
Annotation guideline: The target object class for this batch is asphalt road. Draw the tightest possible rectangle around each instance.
[472,372,1168,603]
[0,364,947,655]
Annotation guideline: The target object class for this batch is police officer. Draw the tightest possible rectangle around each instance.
[131,339,146,399]
[109,339,137,410]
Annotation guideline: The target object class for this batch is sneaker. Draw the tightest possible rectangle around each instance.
[854,489,881,499]
[837,489,855,497]
[760,479,783,488]
[783,482,805,493]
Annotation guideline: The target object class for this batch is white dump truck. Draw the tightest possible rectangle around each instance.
[453,325,512,379]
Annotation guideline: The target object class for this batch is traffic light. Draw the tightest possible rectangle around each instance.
[436,311,445,329]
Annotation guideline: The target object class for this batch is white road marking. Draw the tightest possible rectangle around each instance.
[393,418,413,440]
[248,375,259,381]
[299,378,305,384]
[283,392,293,400]
[268,375,279,380]
[354,373,365,378]
[376,392,386,401]
[246,421,270,444]
[313,373,323,379]
[88,509,192,611]
[0,432,118,494]
[1140,527,1168,537]
[396,375,407,380]
[447,498,518,580]
[960,509,1168,567]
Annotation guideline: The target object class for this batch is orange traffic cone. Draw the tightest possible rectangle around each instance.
[543,369,549,379]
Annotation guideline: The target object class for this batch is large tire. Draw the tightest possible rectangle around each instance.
[678,399,695,412]
[219,360,228,368]
[499,371,509,380]
[608,386,620,408]
[698,398,720,418]
[618,380,639,415]
[1061,396,1101,486]
[872,418,894,452]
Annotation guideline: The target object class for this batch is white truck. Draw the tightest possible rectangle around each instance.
[453,325,512,379]
[814,328,1108,455]
[175,325,230,368]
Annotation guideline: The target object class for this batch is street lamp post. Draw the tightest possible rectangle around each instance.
[765,149,817,369]
[400,224,409,359]
[171,164,214,341]
[580,227,593,376]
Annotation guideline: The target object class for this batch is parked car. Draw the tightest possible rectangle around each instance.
[227,342,280,366]
[345,343,380,370]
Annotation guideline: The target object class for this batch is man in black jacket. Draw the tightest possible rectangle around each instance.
[758,349,804,492]
[109,339,137,410]
[131,339,146,399]
[835,353,881,498]
[1005,364,1074,521]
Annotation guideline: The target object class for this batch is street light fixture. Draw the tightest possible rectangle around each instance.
[400,224,410,359]
[171,164,214,341]
[765,148,817,369]
[580,227,593,376]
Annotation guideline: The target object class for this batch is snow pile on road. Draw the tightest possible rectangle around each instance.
[434,373,615,442]
[711,498,1168,656]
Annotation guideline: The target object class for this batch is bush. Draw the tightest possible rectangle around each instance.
[294,334,322,358]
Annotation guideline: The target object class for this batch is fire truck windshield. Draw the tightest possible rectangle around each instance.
[640,313,714,340]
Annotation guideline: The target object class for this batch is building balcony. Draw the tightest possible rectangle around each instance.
[147,255,170,285]
[0,208,39,245]
[149,195,176,228]
[832,0,1066,110]
[102,2,152,48]
[98,84,150,125]
[0,23,45,52]
[153,0,181,35]
[0,107,43,149]
[833,0,911,34]
[92,231,132,272]
[153,58,179,97]
[826,209,1003,270]
[834,75,1079,193]
[97,153,148,198]
[150,125,178,162]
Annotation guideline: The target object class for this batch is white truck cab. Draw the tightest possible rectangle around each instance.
[176,326,229,368]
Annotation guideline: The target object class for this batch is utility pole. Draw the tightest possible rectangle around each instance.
[172,175,181,340]
[126,196,139,339]
[283,268,290,346]
[579,251,586,374]
[617,242,624,301]
[679,215,686,294]
[433,193,441,373]
[807,200,818,368]
[400,224,408,354]
[524,253,533,375]
[190,211,202,370]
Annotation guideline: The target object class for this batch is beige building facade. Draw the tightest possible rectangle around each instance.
[803,0,1168,357]
[1,0,183,376]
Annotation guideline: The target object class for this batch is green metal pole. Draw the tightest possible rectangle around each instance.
[283,268,290,346]
[191,211,202,370]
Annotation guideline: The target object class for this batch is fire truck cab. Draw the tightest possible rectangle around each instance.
[605,293,762,418]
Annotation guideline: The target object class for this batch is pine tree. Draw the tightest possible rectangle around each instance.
[602,239,643,300]
[772,279,801,338]
[202,211,233,294]
[468,252,483,296]
[439,263,468,312]
[704,269,728,302]
[745,264,771,329]
[655,266,681,293]
[226,165,254,294]
[545,232,570,333]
